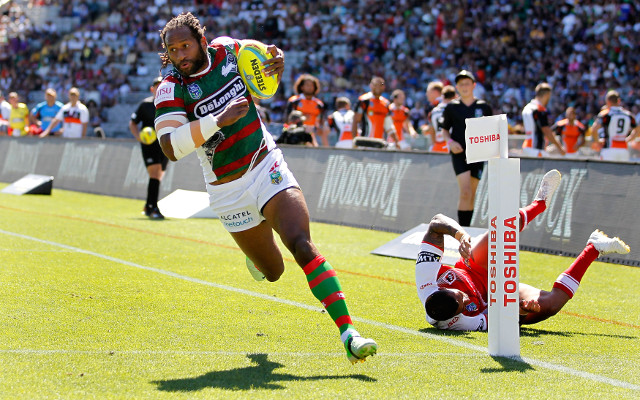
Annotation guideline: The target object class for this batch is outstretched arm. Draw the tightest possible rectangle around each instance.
[155,97,250,161]
[423,214,471,260]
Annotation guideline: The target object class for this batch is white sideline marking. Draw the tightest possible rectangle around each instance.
[2,228,639,391]
[1,349,480,358]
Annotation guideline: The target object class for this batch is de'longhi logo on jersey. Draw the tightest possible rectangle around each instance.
[188,83,203,100]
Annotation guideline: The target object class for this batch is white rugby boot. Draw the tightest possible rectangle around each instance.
[345,335,378,364]
[587,229,630,256]
[534,169,562,203]
[245,257,266,281]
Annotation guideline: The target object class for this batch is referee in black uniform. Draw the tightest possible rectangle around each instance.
[129,76,169,220]
[439,70,493,227]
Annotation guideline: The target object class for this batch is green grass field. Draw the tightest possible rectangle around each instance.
[1,185,639,399]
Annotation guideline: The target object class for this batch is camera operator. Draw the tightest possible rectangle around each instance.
[276,111,317,147]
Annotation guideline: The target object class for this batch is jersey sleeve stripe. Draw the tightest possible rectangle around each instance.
[155,114,189,138]
[420,241,444,253]
[214,119,261,153]
[154,111,187,126]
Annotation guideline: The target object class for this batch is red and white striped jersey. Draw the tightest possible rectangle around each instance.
[415,242,488,331]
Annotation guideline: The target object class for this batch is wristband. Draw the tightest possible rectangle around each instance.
[455,231,466,241]
[169,114,219,161]
[200,113,219,140]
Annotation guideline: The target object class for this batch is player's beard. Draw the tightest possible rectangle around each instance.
[173,46,207,76]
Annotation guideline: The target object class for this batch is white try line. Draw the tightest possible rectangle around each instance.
[2,228,639,392]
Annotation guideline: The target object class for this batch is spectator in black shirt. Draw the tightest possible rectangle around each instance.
[440,70,493,227]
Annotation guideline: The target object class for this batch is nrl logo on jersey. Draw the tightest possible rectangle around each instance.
[187,83,203,100]
[221,52,238,77]
[270,171,283,185]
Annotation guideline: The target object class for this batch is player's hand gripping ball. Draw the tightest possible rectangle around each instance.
[237,43,279,100]
[139,126,157,145]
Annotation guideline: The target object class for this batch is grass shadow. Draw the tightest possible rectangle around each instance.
[419,327,535,373]
[521,327,637,340]
[152,353,376,392]
[418,327,477,339]
[480,356,535,373]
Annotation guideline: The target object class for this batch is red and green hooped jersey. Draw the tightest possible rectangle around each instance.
[154,37,275,182]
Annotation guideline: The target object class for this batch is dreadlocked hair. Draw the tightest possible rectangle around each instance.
[159,12,206,68]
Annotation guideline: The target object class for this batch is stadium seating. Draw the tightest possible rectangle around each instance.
[2,1,639,141]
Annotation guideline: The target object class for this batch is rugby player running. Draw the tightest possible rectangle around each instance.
[153,12,377,363]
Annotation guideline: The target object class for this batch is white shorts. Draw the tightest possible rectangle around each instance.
[206,148,299,232]
[600,148,630,162]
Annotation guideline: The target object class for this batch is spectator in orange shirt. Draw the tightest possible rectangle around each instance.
[551,107,586,158]
[352,76,390,140]
[285,74,327,146]
[386,89,417,150]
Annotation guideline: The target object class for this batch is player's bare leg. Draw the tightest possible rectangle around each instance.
[261,188,317,266]
[520,229,630,325]
[262,187,378,363]
[518,284,569,325]
[230,222,284,282]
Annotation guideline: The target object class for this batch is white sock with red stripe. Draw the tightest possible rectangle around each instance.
[552,243,599,298]
[519,200,546,232]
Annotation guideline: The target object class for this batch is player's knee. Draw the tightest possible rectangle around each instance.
[283,233,314,259]
[263,265,284,282]
[540,302,564,318]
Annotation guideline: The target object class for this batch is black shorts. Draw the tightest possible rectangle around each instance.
[450,151,484,179]
[141,140,169,169]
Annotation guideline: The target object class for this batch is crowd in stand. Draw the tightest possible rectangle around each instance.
[1,0,639,144]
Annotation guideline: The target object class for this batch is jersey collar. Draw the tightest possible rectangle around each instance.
[189,52,212,78]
